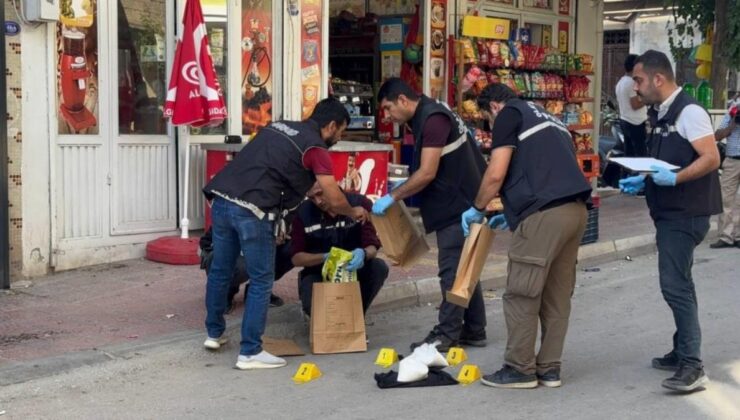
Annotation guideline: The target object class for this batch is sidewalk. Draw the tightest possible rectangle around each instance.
[0,193,665,382]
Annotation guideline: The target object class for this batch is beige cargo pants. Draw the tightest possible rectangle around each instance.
[502,201,588,375]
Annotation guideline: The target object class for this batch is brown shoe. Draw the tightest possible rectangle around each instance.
[709,239,735,249]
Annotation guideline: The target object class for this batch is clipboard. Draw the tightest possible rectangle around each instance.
[608,157,680,173]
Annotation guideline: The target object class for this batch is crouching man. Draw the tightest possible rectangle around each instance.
[291,183,388,316]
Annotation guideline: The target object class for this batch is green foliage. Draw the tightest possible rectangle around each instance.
[665,0,740,69]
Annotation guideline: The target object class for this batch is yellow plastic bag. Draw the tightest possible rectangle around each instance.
[321,247,357,283]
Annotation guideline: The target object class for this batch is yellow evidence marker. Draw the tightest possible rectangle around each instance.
[374,348,400,368]
[446,347,468,366]
[457,364,482,385]
[293,363,322,384]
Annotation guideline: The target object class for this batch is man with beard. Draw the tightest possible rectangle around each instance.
[620,50,721,392]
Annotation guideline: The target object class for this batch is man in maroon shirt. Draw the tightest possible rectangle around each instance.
[292,183,388,316]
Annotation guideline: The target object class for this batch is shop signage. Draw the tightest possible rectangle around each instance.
[4,21,20,36]
[559,0,570,15]
[462,16,510,40]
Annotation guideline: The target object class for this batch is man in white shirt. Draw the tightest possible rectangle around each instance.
[619,50,722,393]
[615,54,648,157]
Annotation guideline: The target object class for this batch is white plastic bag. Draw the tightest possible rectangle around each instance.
[397,356,429,383]
[410,342,449,368]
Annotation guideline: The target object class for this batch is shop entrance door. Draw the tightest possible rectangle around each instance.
[51,0,176,270]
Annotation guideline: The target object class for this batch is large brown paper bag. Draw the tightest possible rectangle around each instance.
[446,223,495,308]
[371,201,430,268]
[310,282,367,354]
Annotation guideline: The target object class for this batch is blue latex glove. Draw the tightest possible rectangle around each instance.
[650,165,677,186]
[323,253,329,261]
[372,194,395,215]
[487,214,509,230]
[618,174,646,196]
[346,248,366,271]
[461,206,486,237]
[389,179,407,191]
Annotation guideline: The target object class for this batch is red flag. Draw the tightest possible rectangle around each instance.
[164,0,226,127]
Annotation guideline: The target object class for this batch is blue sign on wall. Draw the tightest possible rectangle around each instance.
[5,21,21,36]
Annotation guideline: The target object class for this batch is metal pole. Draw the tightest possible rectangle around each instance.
[1,3,11,289]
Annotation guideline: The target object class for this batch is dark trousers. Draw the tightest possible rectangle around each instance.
[654,216,710,368]
[298,258,389,316]
[435,222,487,340]
[619,119,648,158]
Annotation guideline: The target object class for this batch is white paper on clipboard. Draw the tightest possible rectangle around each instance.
[608,157,680,173]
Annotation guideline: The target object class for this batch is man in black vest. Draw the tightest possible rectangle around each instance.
[373,78,488,352]
[620,50,721,393]
[462,83,592,389]
[291,182,388,316]
[202,98,368,370]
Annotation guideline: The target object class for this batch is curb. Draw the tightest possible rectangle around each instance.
[370,232,659,312]
[1,227,708,386]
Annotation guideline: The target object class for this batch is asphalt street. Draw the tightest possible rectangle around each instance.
[1,244,739,419]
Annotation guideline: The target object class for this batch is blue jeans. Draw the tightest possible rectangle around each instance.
[655,216,710,368]
[205,198,275,356]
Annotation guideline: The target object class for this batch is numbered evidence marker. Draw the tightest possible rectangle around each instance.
[374,348,399,368]
[445,347,468,366]
[293,363,322,384]
[457,364,482,385]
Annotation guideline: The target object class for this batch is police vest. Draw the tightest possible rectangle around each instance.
[297,193,366,275]
[645,90,722,220]
[203,120,326,217]
[500,99,592,230]
[410,95,487,233]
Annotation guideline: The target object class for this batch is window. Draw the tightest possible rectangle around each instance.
[242,0,274,135]
[117,0,168,135]
[192,0,228,135]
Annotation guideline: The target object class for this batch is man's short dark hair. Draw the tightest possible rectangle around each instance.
[635,50,675,82]
[309,98,350,128]
[377,77,421,103]
[624,54,639,73]
[476,83,518,110]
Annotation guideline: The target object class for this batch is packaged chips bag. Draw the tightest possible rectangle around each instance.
[321,247,358,283]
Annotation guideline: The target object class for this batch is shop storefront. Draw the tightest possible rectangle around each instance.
[10,0,603,275]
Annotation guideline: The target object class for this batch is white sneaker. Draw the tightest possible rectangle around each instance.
[203,336,228,350]
[235,351,287,370]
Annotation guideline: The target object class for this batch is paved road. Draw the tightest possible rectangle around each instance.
[1,244,739,419]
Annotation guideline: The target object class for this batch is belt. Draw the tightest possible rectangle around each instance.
[211,192,280,221]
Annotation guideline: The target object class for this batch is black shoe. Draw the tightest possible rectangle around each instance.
[661,364,708,393]
[225,299,235,315]
[709,239,735,249]
[459,330,487,347]
[481,365,538,389]
[652,352,680,371]
[537,368,562,388]
[410,330,458,353]
[269,294,284,308]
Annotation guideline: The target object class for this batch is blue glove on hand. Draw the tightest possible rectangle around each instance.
[346,248,366,271]
[461,207,486,237]
[372,194,395,215]
[487,214,509,230]
[650,165,677,186]
[618,174,646,196]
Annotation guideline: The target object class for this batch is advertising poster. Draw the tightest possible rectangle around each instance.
[558,21,569,53]
[242,0,274,135]
[301,0,323,120]
[429,0,446,100]
[381,51,402,81]
[57,0,99,135]
[331,151,388,199]
[559,0,571,15]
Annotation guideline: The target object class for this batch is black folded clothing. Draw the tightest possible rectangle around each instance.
[374,368,458,389]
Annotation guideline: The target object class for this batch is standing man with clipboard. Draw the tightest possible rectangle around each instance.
[619,50,722,393]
